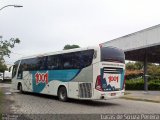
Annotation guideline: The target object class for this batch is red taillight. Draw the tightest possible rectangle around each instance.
[122,75,126,90]
[95,75,103,91]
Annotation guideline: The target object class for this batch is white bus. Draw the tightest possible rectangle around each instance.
[11,46,125,101]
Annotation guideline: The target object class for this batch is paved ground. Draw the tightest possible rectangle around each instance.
[127,90,160,95]
[11,91,160,114]
[1,83,160,120]
[122,90,160,103]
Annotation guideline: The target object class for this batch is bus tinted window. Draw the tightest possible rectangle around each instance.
[21,58,38,71]
[38,57,48,70]
[47,50,94,70]
[61,50,94,69]
[19,49,94,71]
[80,50,94,67]
[12,61,19,78]
[48,55,62,70]
[101,47,125,63]
[62,53,75,69]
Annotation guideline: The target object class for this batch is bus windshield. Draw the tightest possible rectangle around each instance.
[101,47,125,63]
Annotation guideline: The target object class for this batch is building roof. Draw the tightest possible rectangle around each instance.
[101,24,160,63]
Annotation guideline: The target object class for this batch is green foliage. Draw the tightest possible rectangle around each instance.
[125,79,160,90]
[0,60,7,72]
[125,70,143,80]
[0,89,3,115]
[125,79,144,90]
[126,62,160,81]
[0,38,20,72]
[147,64,160,80]
[63,44,80,50]
[126,62,143,70]
[125,61,160,90]
[0,113,2,120]
[134,62,143,70]
[0,38,20,58]
[126,62,136,70]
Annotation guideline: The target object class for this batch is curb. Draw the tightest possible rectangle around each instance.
[121,96,160,103]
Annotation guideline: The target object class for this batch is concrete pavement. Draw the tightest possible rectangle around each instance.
[122,90,160,103]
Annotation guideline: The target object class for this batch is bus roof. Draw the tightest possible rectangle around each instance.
[18,46,99,60]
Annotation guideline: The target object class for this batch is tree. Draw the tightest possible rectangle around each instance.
[0,38,20,72]
[147,64,160,80]
[126,61,160,80]
[126,62,143,80]
[0,60,7,72]
[126,62,136,70]
[134,61,143,70]
[63,44,80,50]
[0,38,20,58]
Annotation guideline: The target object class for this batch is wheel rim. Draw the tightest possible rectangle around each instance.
[60,91,65,100]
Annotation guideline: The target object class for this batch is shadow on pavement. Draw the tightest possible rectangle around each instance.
[16,91,119,107]
[67,99,119,107]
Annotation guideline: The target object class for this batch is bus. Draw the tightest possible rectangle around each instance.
[11,46,125,101]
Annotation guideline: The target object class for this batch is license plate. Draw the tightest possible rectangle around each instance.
[111,93,116,96]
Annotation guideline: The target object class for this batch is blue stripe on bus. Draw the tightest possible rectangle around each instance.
[30,69,81,93]
[120,70,125,90]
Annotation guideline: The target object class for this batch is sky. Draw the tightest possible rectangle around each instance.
[1,0,160,65]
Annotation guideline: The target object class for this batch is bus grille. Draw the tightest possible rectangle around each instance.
[103,67,123,74]
[79,83,92,98]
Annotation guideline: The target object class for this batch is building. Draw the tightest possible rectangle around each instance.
[101,24,160,91]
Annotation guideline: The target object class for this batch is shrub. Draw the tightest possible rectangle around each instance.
[125,79,160,90]
[125,79,144,90]
[125,70,143,80]
[148,82,160,90]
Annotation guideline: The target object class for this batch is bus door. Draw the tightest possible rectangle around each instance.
[11,60,20,90]
[19,60,33,92]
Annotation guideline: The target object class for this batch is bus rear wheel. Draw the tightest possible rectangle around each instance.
[58,86,68,102]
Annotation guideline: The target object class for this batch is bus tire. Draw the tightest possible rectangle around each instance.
[58,86,68,102]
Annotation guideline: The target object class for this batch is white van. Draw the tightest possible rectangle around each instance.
[0,72,4,81]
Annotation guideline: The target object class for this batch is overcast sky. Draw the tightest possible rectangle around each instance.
[1,0,160,64]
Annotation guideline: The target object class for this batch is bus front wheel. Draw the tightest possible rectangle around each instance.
[18,84,23,93]
[58,86,68,102]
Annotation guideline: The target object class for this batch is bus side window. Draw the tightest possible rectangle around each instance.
[12,61,19,78]
[79,50,94,68]
[12,65,17,78]
[47,55,62,70]
[17,63,23,79]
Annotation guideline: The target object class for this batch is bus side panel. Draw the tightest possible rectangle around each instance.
[92,62,100,99]
[70,66,93,99]
[22,71,33,92]
[40,80,68,96]
[68,82,79,99]
[30,70,79,95]
[71,66,93,82]
[12,77,18,90]
[11,60,21,90]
